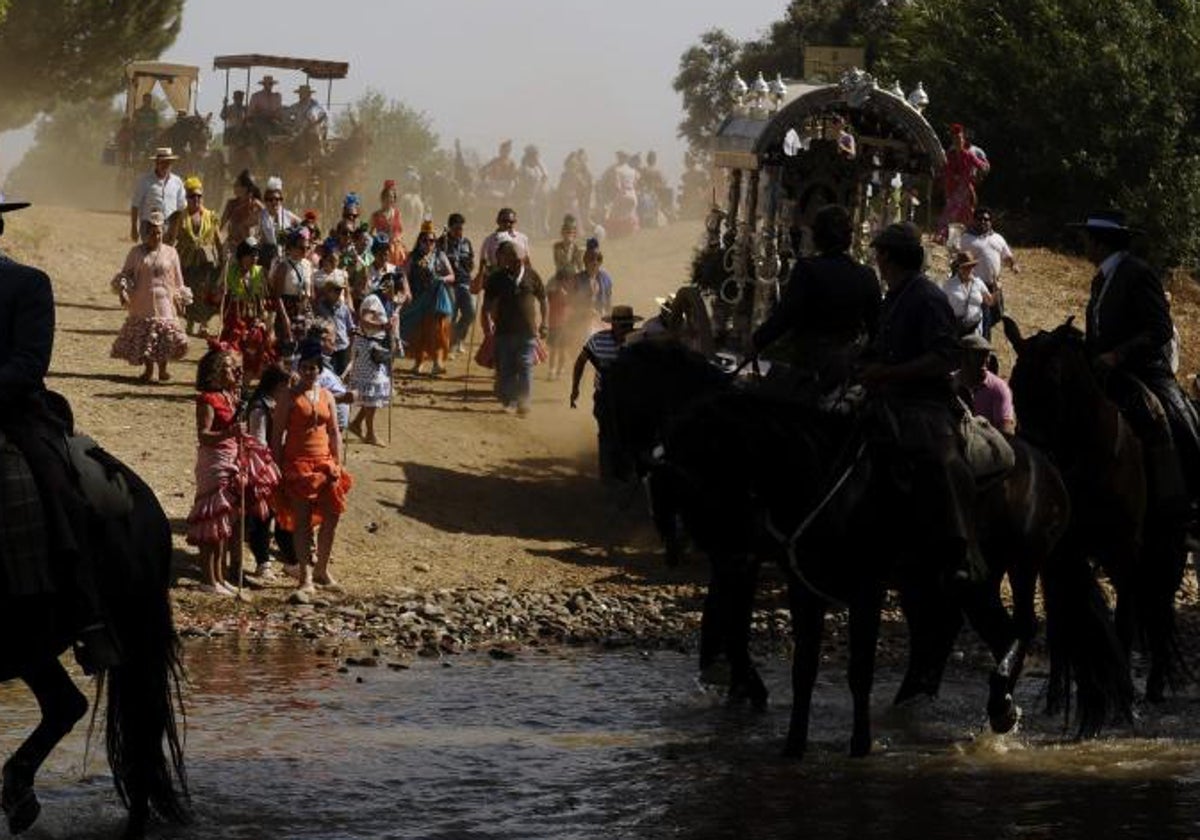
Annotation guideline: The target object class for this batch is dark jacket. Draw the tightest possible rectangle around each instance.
[753,252,880,351]
[1085,252,1174,375]
[867,272,959,404]
[0,253,54,402]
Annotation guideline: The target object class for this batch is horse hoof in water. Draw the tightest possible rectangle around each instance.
[1,763,40,836]
[987,692,1021,734]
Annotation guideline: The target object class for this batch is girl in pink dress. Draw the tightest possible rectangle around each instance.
[110,211,190,382]
[186,348,280,595]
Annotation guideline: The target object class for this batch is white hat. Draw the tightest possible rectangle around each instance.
[265,175,283,193]
[359,294,387,327]
[150,147,179,161]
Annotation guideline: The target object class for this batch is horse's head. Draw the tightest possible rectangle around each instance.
[1003,315,1096,449]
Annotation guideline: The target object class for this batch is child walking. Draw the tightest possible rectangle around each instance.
[346,294,393,446]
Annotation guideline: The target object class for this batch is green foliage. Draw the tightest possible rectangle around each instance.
[7,99,126,208]
[0,0,184,133]
[879,0,1200,264]
[672,28,742,154]
[335,89,440,192]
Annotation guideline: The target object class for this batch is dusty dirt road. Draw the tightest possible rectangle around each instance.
[4,205,1195,629]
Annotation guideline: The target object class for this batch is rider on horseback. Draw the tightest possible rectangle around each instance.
[751,204,880,399]
[1077,210,1200,531]
[0,198,120,673]
[859,222,981,585]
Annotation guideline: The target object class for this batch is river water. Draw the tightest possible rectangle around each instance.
[3,638,1200,839]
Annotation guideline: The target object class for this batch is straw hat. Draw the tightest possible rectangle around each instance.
[150,147,179,161]
[602,305,644,325]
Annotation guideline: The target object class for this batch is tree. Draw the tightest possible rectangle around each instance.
[672,28,742,156]
[335,89,440,196]
[0,0,184,133]
[879,0,1200,264]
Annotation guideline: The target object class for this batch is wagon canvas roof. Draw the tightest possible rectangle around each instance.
[124,61,200,119]
[213,54,349,80]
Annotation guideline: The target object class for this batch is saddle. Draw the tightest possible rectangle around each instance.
[0,430,135,598]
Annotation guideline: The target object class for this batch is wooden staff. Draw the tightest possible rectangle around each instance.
[462,302,479,402]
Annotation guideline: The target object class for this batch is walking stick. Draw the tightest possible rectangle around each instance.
[388,340,395,447]
[462,302,479,402]
[236,423,248,599]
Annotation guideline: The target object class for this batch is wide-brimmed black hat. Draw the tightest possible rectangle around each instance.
[1067,210,1143,235]
[0,191,31,213]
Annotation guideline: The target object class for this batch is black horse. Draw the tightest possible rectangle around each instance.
[1004,317,1186,702]
[607,340,1130,753]
[651,388,1131,757]
[1,438,188,838]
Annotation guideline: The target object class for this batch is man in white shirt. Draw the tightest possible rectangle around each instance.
[959,207,1019,338]
[129,147,185,243]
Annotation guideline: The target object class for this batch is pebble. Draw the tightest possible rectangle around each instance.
[178,583,818,662]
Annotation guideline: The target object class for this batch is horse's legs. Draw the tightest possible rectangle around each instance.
[848,586,884,757]
[957,575,1023,733]
[1142,529,1188,703]
[705,555,766,709]
[3,657,88,835]
[785,579,826,759]
[894,586,963,705]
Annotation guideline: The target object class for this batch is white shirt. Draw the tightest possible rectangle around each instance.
[131,171,186,224]
[480,230,531,269]
[960,230,1013,289]
[942,273,989,335]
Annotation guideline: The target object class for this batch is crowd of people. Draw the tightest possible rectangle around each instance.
[113,145,641,598]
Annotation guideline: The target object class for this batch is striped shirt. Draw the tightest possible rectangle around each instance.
[584,329,622,390]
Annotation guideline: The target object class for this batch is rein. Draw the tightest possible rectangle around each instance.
[763,440,866,609]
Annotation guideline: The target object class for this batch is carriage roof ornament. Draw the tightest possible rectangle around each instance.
[769,73,788,111]
[890,79,905,99]
[750,71,771,118]
[907,81,929,113]
[838,67,878,109]
[730,71,749,115]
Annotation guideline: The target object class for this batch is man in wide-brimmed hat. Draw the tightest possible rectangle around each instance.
[1074,209,1200,524]
[129,146,185,242]
[570,304,643,481]
[861,221,982,585]
[0,195,121,672]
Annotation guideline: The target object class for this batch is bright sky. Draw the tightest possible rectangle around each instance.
[1,0,790,184]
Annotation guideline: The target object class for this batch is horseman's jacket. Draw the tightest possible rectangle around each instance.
[1086,252,1174,375]
[0,253,53,401]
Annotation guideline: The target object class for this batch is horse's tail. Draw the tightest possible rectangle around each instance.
[1042,547,1134,737]
[101,467,190,827]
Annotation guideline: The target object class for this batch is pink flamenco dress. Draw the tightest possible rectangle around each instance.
[186,391,281,546]
[110,241,191,365]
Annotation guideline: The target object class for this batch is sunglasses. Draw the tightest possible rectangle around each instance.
[187,193,202,199]
[266,195,282,202]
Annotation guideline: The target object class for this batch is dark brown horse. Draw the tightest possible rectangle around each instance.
[650,388,1130,757]
[1,436,188,838]
[1003,316,1186,702]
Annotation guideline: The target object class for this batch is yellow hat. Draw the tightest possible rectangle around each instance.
[184,176,203,194]
[419,218,436,235]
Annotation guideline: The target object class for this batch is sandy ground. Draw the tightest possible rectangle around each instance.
[4,206,1197,628]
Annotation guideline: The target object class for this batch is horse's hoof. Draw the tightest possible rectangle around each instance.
[1,783,40,836]
[849,735,872,758]
[989,699,1021,735]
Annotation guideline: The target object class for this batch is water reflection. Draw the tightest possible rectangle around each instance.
[1,639,1200,838]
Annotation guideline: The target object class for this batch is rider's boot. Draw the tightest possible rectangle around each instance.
[70,548,121,675]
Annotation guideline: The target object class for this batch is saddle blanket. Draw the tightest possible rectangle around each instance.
[960,411,1015,482]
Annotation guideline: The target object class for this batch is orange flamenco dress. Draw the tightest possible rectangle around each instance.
[274,387,353,531]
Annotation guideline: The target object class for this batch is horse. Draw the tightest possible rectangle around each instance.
[1,428,188,838]
[650,387,1131,757]
[1003,316,1186,702]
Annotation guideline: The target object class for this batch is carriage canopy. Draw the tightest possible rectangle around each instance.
[212,55,350,80]
[123,61,200,119]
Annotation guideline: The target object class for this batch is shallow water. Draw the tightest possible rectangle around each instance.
[3,639,1200,839]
